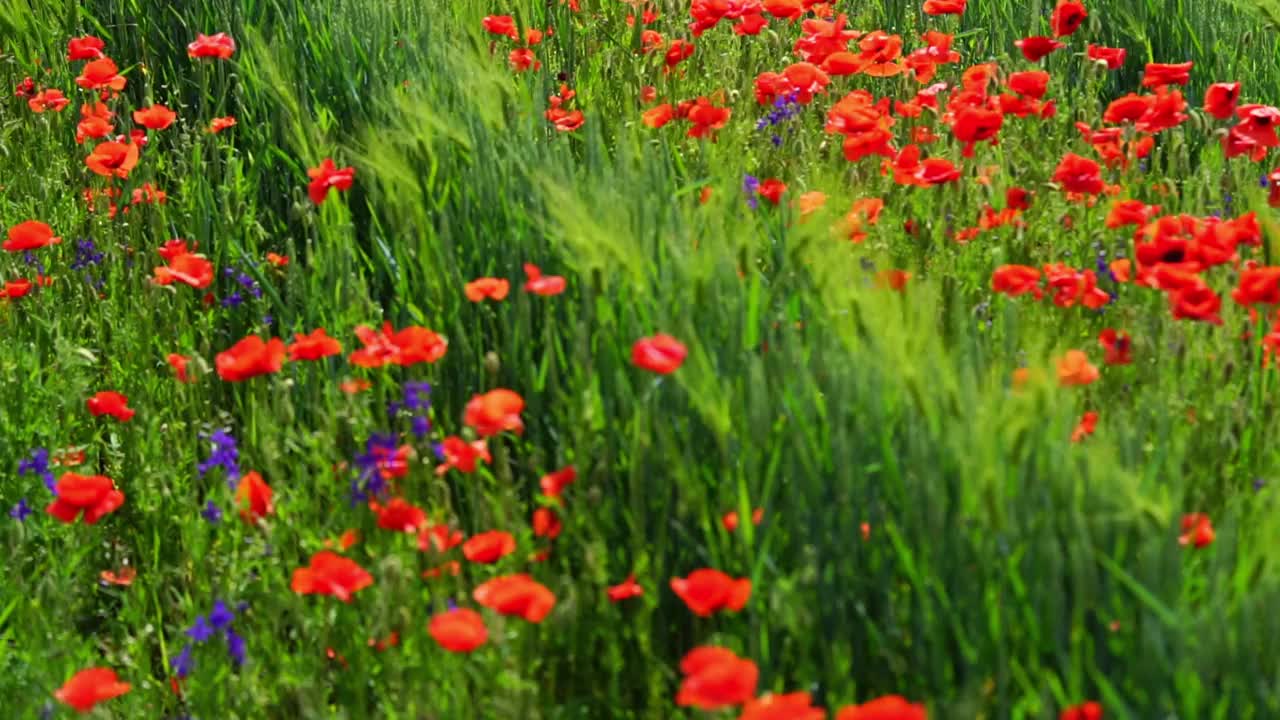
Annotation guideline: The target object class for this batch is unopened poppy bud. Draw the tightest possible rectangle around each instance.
[484,351,501,376]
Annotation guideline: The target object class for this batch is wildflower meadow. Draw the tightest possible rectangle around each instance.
[5,0,1280,716]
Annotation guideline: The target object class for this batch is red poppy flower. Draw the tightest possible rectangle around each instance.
[85,140,140,178]
[676,646,759,710]
[1008,70,1050,100]
[509,48,541,72]
[435,436,491,475]
[308,158,355,204]
[1071,411,1099,443]
[915,157,962,185]
[1060,701,1103,720]
[671,568,752,616]
[462,530,517,563]
[55,668,131,712]
[187,33,236,59]
[482,15,518,38]
[291,550,374,602]
[1015,36,1065,62]
[1143,61,1193,88]
[740,692,828,720]
[540,466,577,499]
[523,263,566,295]
[288,328,343,361]
[234,470,274,524]
[1087,44,1126,69]
[1105,199,1160,228]
[1232,267,1280,306]
[153,253,214,289]
[429,608,488,652]
[990,265,1042,299]
[757,178,787,205]
[464,389,525,437]
[465,277,510,302]
[167,353,193,382]
[607,574,644,602]
[215,335,286,381]
[1052,153,1104,194]
[1057,350,1099,386]
[473,573,557,622]
[266,252,289,267]
[75,58,126,91]
[1203,82,1242,120]
[1098,329,1132,365]
[722,507,764,531]
[2,278,34,299]
[46,473,125,525]
[1170,282,1222,324]
[209,116,237,134]
[87,391,135,422]
[100,566,137,586]
[5,220,60,252]
[685,97,732,139]
[28,89,70,113]
[922,0,966,15]
[372,497,427,533]
[1050,1,1087,36]
[418,523,464,553]
[1179,513,1214,548]
[643,103,676,128]
[68,36,106,61]
[349,322,447,368]
[532,508,562,539]
[632,334,688,373]
[835,695,928,720]
[133,104,176,130]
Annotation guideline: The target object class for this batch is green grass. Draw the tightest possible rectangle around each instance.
[3,0,1280,717]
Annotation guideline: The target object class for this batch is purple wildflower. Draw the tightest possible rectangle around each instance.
[210,600,235,630]
[171,644,195,678]
[18,448,56,495]
[197,429,241,487]
[186,615,215,643]
[202,500,223,524]
[9,498,32,522]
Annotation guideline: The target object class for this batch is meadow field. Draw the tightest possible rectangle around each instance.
[4,0,1280,717]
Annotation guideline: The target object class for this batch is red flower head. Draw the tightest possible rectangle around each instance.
[482,15,518,38]
[46,472,125,525]
[464,389,525,437]
[540,466,577,499]
[75,58,126,91]
[85,140,140,178]
[287,328,343,361]
[532,507,562,539]
[1052,153,1104,194]
[757,178,787,205]
[418,522,464,553]
[291,550,373,602]
[671,568,752,616]
[1057,350,1099,386]
[372,497,427,533]
[308,158,355,205]
[1016,36,1065,62]
[5,220,60,252]
[87,391,135,422]
[991,265,1043,299]
[523,263,566,295]
[188,33,237,59]
[55,668,131,713]
[1050,1,1087,37]
[1179,513,1215,548]
[1087,44,1126,69]
[167,353,194,382]
[1060,701,1103,720]
[1098,329,1132,365]
[473,573,557,622]
[435,436,491,475]
[1143,61,1193,88]
[835,695,928,720]
[676,646,759,710]
[209,116,237,134]
[922,0,967,15]
[607,574,644,602]
[429,608,488,652]
[215,335,286,381]
[235,471,274,524]
[349,323,447,368]
[67,36,106,61]
[465,277,510,302]
[740,692,828,720]
[153,253,214,289]
[462,530,517,563]
[133,104,177,130]
[1203,82,1242,120]
[28,89,70,113]
[632,334,688,373]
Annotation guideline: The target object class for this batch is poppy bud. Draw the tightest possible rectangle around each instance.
[483,351,501,377]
